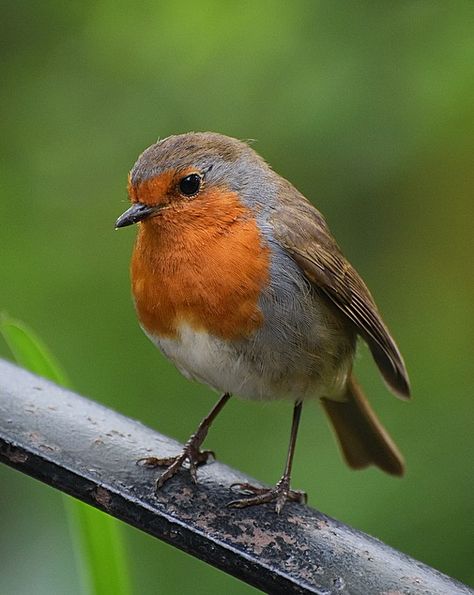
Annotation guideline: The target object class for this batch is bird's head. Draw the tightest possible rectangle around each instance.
[115,132,275,229]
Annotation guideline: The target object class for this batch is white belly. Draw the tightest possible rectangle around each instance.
[150,323,240,390]
[143,321,351,402]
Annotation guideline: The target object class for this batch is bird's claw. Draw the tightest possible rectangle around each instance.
[137,444,215,491]
[227,478,307,513]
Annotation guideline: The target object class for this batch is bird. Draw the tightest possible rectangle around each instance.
[115,131,410,513]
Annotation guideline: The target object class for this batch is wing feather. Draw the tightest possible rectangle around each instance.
[272,184,410,398]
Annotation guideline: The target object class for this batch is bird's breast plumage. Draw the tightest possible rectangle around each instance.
[130,187,355,401]
[131,187,271,342]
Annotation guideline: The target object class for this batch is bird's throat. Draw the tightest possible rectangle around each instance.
[131,189,271,341]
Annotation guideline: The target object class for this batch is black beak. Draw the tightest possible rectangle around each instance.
[115,203,157,228]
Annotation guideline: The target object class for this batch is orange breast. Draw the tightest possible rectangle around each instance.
[131,188,271,340]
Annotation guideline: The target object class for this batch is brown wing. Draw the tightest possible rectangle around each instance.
[272,181,410,399]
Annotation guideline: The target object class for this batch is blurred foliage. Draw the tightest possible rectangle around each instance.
[1,1,473,593]
[0,315,132,595]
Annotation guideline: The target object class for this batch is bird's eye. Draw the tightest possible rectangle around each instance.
[179,173,201,197]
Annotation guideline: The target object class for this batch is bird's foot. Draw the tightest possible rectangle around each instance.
[137,434,215,490]
[228,477,307,513]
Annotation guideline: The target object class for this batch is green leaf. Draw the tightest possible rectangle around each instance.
[66,500,133,595]
[0,314,133,595]
[0,314,70,386]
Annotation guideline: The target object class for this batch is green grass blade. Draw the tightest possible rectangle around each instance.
[0,314,133,595]
[0,314,71,386]
[66,500,133,595]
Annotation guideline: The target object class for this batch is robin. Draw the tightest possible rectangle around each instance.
[115,132,410,512]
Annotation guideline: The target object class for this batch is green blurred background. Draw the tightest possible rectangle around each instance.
[1,2,473,593]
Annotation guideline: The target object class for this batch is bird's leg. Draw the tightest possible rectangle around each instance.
[137,392,231,490]
[228,400,307,513]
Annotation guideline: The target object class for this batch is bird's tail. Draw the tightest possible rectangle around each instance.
[321,375,404,476]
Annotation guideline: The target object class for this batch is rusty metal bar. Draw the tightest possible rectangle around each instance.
[0,358,471,595]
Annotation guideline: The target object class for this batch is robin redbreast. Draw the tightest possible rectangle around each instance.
[116,132,410,512]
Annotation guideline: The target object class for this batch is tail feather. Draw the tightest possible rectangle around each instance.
[321,376,404,476]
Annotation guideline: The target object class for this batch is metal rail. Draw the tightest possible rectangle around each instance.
[0,359,471,595]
